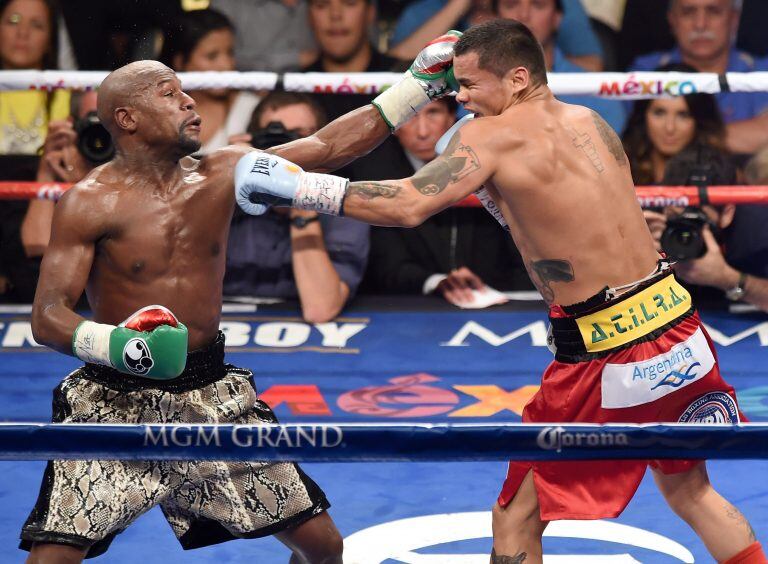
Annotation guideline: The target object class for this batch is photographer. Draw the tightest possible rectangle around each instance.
[224,92,369,323]
[20,91,105,261]
[644,144,768,311]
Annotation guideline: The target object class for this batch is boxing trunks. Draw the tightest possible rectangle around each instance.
[20,332,329,557]
[498,269,744,520]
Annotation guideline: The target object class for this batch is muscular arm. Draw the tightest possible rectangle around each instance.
[270,106,391,173]
[31,187,101,355]
[342,125,494,226]
[290,213,350,323]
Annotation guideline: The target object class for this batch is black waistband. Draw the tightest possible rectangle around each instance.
[80,332,228,393]
[549,272,694,363]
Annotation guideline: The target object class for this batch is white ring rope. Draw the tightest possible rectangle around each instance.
[0,70,762,99]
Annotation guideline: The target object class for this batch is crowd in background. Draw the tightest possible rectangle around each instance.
[0,0,767,315]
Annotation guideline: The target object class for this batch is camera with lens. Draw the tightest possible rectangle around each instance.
[659,144,734,261]
[659,207,713,261]
[74,111,115,165]
[248,121,300,150]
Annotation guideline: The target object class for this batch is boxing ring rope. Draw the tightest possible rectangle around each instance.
[2,181,767,208]
[3,70,768,98]
[0,422,766,462]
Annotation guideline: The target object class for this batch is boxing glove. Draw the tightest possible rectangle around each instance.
[72,305,188,379]
[235,151,348,216]
[373,30,461,131]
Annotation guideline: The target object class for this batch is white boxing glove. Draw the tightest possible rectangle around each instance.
[435,114,510,233]
[373,30,461,131]
[234,152,348,216]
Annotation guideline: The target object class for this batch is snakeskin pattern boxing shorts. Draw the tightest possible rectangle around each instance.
[20,334,329,558]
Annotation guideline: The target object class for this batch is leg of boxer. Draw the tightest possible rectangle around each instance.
[653,463,760,562]
[26,542,86,564]
[275,512,343,564]
[491,470,549,563]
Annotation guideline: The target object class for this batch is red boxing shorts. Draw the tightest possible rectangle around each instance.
[498,272,744,520]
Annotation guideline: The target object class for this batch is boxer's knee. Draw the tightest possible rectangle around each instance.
[653,463,712,521]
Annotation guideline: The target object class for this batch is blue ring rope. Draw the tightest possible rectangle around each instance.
[0,423,766,462]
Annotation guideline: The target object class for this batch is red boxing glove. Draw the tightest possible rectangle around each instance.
[120,305,179,332]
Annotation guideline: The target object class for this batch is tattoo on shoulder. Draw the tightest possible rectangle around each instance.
[411,131,481,196]
[527,259,575,302]
[491,549,528,563]
[347,182,401,201]
[567,125,604,173]
[590,110,628,167]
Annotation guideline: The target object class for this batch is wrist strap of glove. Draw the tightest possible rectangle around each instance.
[73,320,115,366]
[294,172,348,216]
[372,74,431,131]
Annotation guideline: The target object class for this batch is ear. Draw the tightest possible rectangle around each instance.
[114,106,138,133]
[504,66,531,93]
[719,204,736,229]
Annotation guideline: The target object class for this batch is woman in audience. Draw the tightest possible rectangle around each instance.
[160,8,259,154]
[622,64,727,185]
[0,0,67,156]
[0,0,67,302]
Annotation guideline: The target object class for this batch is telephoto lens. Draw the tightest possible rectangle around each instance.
[75,111,115,165]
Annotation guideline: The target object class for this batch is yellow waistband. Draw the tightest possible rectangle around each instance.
[575,275,691,353]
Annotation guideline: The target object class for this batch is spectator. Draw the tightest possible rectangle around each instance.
[495,0,626,132]
[303,0,406,182]
[622,64,726,184]
[0,89,97,303]
[304,0,402,119]
[212,0,317,71]
[0,0,69,155]
[644,145,768,311]
[390,0,604,71]
[224,91,369,323]
[630,0,768,155]
[21,90,97,259]
[160,8,259,154]
[363,98,533,305]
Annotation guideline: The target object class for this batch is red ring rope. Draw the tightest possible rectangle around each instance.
[1,182,767,207]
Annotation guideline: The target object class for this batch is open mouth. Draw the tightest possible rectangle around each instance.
[184,117,202,131]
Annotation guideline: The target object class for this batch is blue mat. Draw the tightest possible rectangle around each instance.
[1,306,767,562]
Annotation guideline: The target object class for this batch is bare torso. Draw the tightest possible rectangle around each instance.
[75,151,239,350]
[481,98,659,305]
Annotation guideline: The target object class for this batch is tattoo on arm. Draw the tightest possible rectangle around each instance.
[347,181,402,201]
[725,502,757,541]
[491,548,528,563]
[567,126,604,173]
[411,131,481,196]
[590,110,628,167]
[527,259,575,302]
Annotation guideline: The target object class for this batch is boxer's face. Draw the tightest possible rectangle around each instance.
[453,52,506,117]
[668,0,737,64]
[137,71,202,154]
[645,97,696,157]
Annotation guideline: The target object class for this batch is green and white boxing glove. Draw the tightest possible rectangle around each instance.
[72,305,188,380]
[373,30,462,130]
